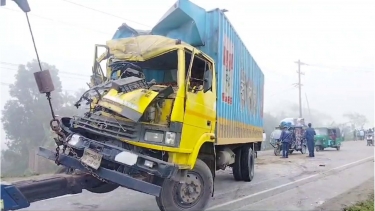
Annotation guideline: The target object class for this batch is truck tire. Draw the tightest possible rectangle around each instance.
[240,146,255,182]
[155,159,213,211]
[55,166,119,194]
[232,148,243,181]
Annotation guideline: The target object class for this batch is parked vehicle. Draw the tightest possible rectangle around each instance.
[0,0,265,211]
[314,127,343,151]
[270,118,307,156]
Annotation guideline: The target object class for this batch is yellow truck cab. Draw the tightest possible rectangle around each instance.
[35,0,265,210]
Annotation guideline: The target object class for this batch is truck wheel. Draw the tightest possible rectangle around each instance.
[336,146,340,151]
[155,159,213,211]
[55,166,119,193]
[232,148,243,181]
[315,146,320,152]
[240,146,255,182]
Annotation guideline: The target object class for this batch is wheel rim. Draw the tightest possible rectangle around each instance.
[173,172,203,208]
[301,145,306,154]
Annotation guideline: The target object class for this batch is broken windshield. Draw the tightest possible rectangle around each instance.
[108,50,179,87]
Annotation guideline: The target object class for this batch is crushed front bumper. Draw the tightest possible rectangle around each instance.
[37,137,179,197]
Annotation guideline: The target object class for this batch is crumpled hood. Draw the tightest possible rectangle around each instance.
[98,85,174,122]
[99,88,159,122]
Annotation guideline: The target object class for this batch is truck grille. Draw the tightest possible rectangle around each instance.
[72,114,140,141]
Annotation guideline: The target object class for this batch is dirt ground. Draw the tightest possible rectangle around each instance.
[317,177,374,211]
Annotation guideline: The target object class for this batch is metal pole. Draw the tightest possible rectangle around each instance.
[294,60,307,118]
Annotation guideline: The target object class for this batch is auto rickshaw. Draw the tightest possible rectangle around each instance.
[314,127,344,151]
[270,118,307,156]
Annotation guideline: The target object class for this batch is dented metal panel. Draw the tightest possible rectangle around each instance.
[198,9,264,144]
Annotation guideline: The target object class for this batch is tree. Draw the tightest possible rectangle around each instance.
[343,112,368,129]
[1,60,86,177]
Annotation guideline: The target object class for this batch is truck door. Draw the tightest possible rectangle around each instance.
[183,51,215,133]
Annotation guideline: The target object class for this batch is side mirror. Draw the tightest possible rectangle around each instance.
[203,69,212,93]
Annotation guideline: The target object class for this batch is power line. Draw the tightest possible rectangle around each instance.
[0,67,89,80]
[1,7,112,35]
[0,62,91,78]
[0,81,78,93]
[305,63,373,73]
[59,0,151,28]
[0,68,89,82]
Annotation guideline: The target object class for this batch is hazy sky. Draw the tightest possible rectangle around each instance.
[0,0,374,148]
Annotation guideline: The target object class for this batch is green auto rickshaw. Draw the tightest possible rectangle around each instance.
[314,127,344,151]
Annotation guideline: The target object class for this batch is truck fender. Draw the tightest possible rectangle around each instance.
[187,133,215,169]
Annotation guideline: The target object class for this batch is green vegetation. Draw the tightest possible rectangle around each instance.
[344,194,374,211]
[1,60,86,177]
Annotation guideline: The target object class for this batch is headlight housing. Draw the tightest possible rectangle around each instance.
[144,130,164,143]
[165,132,176,145]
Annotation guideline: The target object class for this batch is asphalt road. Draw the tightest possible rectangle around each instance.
[21,141,374,211]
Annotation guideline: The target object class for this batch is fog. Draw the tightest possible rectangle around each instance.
[1,0,374,153]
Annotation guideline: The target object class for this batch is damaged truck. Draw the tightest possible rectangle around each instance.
[1,0,265,210]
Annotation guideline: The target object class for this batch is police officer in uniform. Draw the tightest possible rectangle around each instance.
[305,123,316,157]
[280,124,292,158]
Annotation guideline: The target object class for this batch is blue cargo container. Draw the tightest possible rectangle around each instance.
[112,0,264,144]
[202,8,264,144]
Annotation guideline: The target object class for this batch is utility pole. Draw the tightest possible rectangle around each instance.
[294,60,307,118]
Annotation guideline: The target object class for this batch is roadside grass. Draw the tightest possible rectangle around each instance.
[344,194,374,211]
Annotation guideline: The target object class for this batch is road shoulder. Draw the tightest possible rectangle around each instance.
[317,177,374,211]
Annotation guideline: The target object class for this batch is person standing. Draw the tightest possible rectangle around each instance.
[305,123,316,157]
[280,126,292,158]
[353,129,357,141]
[359,129,365,140]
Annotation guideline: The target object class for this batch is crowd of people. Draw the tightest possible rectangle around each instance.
[353,128,374,141]
[279,122,316,158]
[277,125,374,158]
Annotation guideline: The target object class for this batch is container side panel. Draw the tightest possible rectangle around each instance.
[199,10,264,145]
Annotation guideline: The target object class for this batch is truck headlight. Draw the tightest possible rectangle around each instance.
[165,132,176,145]
[68,134,82,146]
[144,131,164,143]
